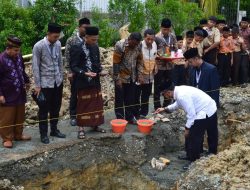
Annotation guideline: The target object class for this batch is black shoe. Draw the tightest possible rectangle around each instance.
[41,136,50,144]
[178,155,190,160]
[50,130,66,138]
[70,118,77,126]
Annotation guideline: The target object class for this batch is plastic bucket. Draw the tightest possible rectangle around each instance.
[110,119,128,134]
[137,119,154,134]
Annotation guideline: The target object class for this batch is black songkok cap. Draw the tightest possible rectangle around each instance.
[222,26,230,32]
[85,26,99,35]
[241,17,249,22]
[217,19,226,24]
[129,32,142,42]
[176,35,183,41]
[183,48,199,59]
[200,18,208,25]
[208,16,217,23]
[186,30,194,38]
[159,81,175,93]
[161,18,172,28]
[48,23,62,33]
[79,17,90,26]
[6,35,22,48]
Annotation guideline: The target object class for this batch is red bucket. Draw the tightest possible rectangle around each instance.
[137,119,154,134]
[110,119,128,134]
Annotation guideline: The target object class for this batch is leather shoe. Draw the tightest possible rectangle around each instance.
[41,136,50,144]
[50,130,66,138]
[70,118,77,126]
[3,141,13,148]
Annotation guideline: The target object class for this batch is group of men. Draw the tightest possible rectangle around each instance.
[0,16,249,167]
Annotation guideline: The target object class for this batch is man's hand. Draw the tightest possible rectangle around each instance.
[85,72,97,78]
[34,87,41,96]
[154,107,165,114]
[99,70,108,76]
[184,128,190,138]
[67,72,74,82]
[115,79,122,88]
[0,96,5,104]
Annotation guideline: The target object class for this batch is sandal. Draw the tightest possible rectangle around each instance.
[78,130,85,139]
[93,126,106,133]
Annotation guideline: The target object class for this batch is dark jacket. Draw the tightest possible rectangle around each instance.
[0,51,29,106]
[189,62,220,107]
[70,42,102,90]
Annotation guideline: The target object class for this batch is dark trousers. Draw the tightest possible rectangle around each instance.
[114,82,136,121]
[231,52,241,85]
[172,65,187,86]
[39,83,63,137]
[185,112,218,161]
[69,76,77,119]
[154,69,172,109]
[203,48,217,65]
[240,54,249,84]
[134,83,152,117]
[217,53,231,86]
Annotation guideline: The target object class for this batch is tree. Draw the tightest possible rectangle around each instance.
[108,0,145,32]
[31,0,78,45]
[0,0,36,54]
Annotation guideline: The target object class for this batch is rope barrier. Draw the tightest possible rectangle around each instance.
[0,87,248,130]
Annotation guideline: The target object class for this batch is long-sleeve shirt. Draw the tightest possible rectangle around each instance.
[113,39,143,83]
[167,86,217,129]
[65,32,83,72]
[155,32,177,70]
[32,37,63,88]
[219,36,235,54]
[0,51,29,106]
[240,27,250,51]
[138,40,158,83]
[203,26,220,48]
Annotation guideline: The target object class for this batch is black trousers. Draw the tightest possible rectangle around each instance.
[217,53,231,86]
[240,54,249,84]
[69,76,77,119]
[231,52,241,85]
[203,48,217,65]
[134,83,152,117]
[114,82,136,121]
[172,65,187,86]
[39,83,63,137]
[185,112,218,161]
[153,69,172,109]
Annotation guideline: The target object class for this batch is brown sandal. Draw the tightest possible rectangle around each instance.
[78,130,85,139]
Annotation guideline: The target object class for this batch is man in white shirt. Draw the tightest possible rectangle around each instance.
[155,85,218,162]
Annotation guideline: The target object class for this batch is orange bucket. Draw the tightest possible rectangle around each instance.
[137,119,154,134]
[110,119,128,134]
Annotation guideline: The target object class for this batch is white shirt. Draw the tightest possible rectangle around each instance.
[167,86,217,129]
